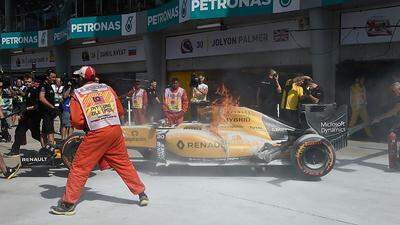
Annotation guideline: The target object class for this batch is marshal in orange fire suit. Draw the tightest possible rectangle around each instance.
[128,84,148,125]
[163,78,189,126]
[60,75,146,208]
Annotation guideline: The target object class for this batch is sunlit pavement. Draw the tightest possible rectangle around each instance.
[1,128,399,225]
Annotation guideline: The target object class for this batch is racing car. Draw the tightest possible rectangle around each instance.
[67,103,347,178]
[1,104,347,179]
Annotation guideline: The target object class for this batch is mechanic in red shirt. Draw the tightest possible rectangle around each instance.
[163,78,189,126]
[50,66,148,216]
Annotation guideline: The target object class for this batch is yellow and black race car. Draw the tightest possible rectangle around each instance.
[1,104,347,179]
[64,103,348,179]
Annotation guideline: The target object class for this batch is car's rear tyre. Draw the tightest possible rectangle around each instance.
[291,134,335,179]
[62,133,84,169]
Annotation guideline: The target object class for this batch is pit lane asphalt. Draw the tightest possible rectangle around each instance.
[0,127,399,225]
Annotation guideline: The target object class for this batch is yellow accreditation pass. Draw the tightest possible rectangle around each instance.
[83,91,117,121]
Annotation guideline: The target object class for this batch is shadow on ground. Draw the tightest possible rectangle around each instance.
[335,150,399,173]
[134,161,321,187]
[17,168,97,179]
[40,184,139,206]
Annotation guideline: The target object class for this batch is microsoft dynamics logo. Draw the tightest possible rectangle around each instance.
[280,0,292,7]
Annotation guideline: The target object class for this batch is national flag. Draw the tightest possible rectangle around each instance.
[128,47,137,56]
[273,29,289,42]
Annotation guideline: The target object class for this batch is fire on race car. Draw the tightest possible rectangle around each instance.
[0,97,348,179]
[61,102,348,179]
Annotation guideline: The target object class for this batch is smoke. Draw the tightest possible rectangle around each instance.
[337,60,400,141]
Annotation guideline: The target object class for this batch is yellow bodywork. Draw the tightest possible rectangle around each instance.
[122,125,157,148]
[122,107,274,159]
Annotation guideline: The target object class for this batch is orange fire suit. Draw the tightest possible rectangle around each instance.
[130,88,148,125]
[163,87,189,126]
[62,85,145,204]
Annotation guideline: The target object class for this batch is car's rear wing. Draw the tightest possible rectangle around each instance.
[300,104,348,151]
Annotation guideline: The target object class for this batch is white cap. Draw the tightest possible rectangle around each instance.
[73,66,96,81]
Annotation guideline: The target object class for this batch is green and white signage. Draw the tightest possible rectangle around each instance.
[53,24,69,45]
[69,13,137,39]
[147,0,179,32]
[180,0,299,20]
[1,32,39,49]
[148,0,300,31]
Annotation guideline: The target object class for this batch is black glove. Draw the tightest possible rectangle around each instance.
[51,107,61,118]
[1,118,9,130]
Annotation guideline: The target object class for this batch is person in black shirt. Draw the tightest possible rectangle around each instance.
[256,69,282,117]
[39,69,57,146]
[8,75,41,155]
[146,79,162,123]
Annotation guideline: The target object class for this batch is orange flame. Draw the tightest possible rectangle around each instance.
[209,85,240,134]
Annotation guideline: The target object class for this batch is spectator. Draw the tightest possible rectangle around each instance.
[146,79,161,123]
[8,75,41,155]
[52,77,64,134]
[11,78,26,125]
[127,80,147,125]
[190,74,209,121]
[0,79,11,142]
[280,75,311,127]
[2,77,14,119]
[61,87,73,140]
[163,78,189,126]
[12,78,27,110]
[60,74,80,139]
[39,69,57,146]
[256,69,282,117]
[52,78,64,109]
[349,76,373,138]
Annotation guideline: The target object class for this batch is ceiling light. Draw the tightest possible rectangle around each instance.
[82,39,97,45]
[196,23,222,30]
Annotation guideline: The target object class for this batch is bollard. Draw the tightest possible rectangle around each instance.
[387,132,399,170]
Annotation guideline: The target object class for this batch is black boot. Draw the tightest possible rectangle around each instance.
[138,192,149,207]
[7,144,20,156]
[50,200,76,216]
[5,150,20,156]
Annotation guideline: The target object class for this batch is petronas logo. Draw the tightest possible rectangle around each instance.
[280,0,292,7]
[181,0,188,18]
[126,16,134,32]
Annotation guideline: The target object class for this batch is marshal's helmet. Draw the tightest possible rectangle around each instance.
[73,66,96,81]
